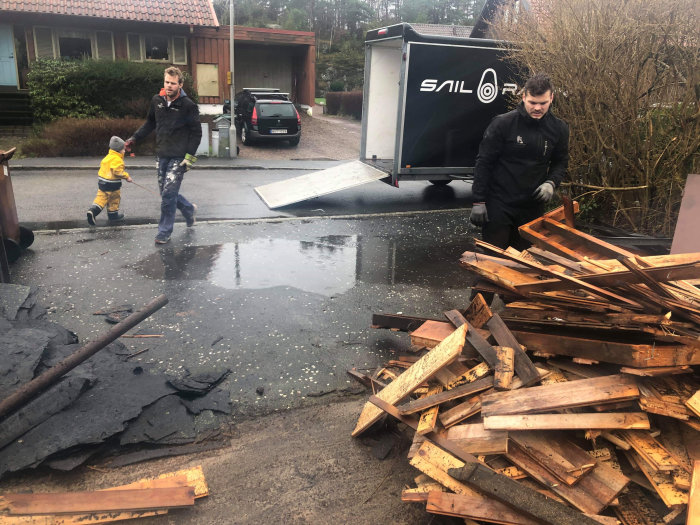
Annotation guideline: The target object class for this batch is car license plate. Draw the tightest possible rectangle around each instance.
[270,129,288,134]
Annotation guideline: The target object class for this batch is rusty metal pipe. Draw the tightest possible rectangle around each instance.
[0,294,168,420]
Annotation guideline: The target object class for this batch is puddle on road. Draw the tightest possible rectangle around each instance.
[130,235,472,296]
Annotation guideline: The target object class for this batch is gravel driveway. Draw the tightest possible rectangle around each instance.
[233,106,361,161]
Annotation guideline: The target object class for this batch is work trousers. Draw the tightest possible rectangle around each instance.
[92,189,121,213]
[482,199,543,251]
[156,157,195,238]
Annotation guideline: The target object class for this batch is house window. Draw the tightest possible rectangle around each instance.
[145,35,169,61]
[127,34,187,64]
[58,36,92,59]
[95,31,114,60]
[127,34,143,62]
[172,36,187,65]
[32,28,114,61]
[34,27,55,58]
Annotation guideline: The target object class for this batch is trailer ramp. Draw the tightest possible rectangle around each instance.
[254,160,389,209]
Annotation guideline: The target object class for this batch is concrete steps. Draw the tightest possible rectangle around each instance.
[0,92,33,126]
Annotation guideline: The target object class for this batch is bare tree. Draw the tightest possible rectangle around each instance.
[493,0,700,235]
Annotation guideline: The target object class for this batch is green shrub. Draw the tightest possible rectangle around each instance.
[27,59,103,122]
[19,117,156,157]
[329,80,345,92]
[28,59,198,122]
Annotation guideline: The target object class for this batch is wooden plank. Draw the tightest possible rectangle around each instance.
[416,385,443,435]
[463,292,493,329]
[346,368,387,390]
[487,313,540,387]
[686,390,700,419]
[409,320,459,349]
[505,443,629,515]
[464,320,500,369]
[445,423,508,455]
[614,484,667,525]
[0,511,168,524]
[5,487,195,515]
[444,309,468,328]
[494,346,514,390]
[484,412,650,431]
[448,462,603,525]
[516,261,700,293]
[352,325,466,436]
[368,394,479,464]
[397,376,493,415]
[426,491,540,525]
[445,361,491,390]
[459,256,536,294]
[481,374,640,416]
[0,467,207,524]
[104,466,208,498]
[510,431,596,486]
[475,239,643,309]
[433,360,472,387]
[439,393,483,428]
[511,330,700,367]
[621,366,693,377]
[619,431,682,472]
[627,450,688,507]
[541,217,635,259]
[689,459,700,525]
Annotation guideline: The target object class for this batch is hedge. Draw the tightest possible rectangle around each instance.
[19,118,156,157]
[325,91,363,120]
[27,59,198,122]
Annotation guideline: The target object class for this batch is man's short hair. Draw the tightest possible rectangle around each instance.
[164,66,184,84]
[523,73,553,96]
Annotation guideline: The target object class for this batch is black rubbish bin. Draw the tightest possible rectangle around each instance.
[0,148,34,270]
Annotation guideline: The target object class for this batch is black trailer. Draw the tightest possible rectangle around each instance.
[255,23,520,208]
[362,23,519,186]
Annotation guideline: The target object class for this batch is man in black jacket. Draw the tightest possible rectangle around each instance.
[469,73,569,250]
[127,67,202,245]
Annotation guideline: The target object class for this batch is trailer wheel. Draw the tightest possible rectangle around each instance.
[429,180,452,186]
[19,226,34,249]
[2,238,20,264]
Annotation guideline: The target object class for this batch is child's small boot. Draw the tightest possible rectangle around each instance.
[87,205,101,226]
[107,211,125,223]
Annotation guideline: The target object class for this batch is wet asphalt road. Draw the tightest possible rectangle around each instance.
[9,165,479,419]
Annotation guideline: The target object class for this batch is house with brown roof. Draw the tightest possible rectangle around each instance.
[0,0,315,121]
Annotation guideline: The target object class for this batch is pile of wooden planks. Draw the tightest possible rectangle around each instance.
[0,465,207,524]
[357,205,700,524]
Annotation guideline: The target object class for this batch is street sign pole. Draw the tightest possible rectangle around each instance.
[229,0,237,157]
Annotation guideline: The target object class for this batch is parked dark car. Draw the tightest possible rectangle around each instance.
[232,88,301,146]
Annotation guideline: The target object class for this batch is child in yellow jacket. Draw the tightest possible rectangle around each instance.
[87,136,133,225]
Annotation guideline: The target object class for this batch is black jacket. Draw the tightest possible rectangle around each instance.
[132,89,202,158]
[472,102,569,206]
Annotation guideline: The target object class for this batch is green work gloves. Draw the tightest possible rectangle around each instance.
[533,180,555,202]
[179,153,197,171]
[469,202,488,225]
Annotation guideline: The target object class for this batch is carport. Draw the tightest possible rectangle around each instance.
[191,25,315,108]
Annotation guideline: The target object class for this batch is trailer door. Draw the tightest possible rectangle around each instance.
[398,42,517,177]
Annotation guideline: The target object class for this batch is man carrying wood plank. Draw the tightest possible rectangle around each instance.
[469,73,569,250]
